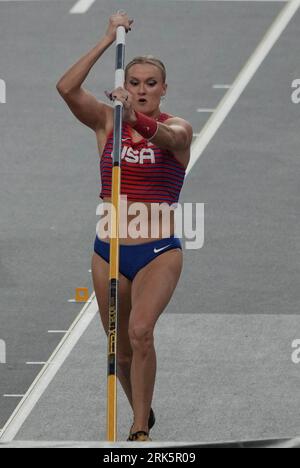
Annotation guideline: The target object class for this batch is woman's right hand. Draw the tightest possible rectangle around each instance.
[105,12,134,42]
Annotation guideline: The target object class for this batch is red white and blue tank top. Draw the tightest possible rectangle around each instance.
[100,112,186,205]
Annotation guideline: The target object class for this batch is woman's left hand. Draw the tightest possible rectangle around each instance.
[106,87,137,124]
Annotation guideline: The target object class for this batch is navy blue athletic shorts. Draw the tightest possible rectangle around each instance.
[94,235,182,281]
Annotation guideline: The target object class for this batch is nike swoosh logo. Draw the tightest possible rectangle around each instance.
[154,244,171,254]
[122,138,131,141]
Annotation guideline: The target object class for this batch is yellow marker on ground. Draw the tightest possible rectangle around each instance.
[75,287,89,303]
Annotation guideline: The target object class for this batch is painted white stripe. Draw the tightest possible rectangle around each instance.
[70,0,95,14]
[26,362,47,366]
[213,84,232,89]
[197,108,215,113]
[0,80,6,104]
[47,330,68,334]
[187,0,300,174]
[3,395,25,398]
[1,439,299,448]
[0,293,98,442]
[68,299,93,303]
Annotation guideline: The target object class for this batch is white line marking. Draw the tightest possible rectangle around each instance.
[213,84,232,89]
[0,79,6,104]
[26,362,47,366]
[68,299,93,303]
[47,330,68,334]
[0,340,6,364]
[0,293,98,442]
[1,438,299,449]
[3,395,25,398]
[187,0,300,174]
[197,108,215,113]
[70,0,95,14]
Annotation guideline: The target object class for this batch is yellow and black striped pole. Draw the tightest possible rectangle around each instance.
[107,16,126,442]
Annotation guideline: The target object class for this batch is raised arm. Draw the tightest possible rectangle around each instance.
[110,88,193,153]
[56,13,133,132]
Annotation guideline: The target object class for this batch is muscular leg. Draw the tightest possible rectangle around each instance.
[129,248,183,433]
[91,252,133,409]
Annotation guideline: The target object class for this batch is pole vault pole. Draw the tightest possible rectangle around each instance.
[106,14,126,442]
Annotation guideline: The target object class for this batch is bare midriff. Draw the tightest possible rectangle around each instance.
[98,196,176,245]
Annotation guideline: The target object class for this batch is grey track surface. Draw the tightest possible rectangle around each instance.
[13,314,300,442]
[0,0,299,442]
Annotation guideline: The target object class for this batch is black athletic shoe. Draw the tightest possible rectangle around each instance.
[127,430,152,442]
[148,408,156,430]
[128,408,155,440]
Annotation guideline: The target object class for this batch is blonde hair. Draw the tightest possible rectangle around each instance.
[125,56,166,83]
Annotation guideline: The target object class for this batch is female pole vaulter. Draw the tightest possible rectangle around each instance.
[56,11,193,441]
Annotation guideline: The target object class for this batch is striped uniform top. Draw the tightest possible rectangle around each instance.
[100,112,186,205]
